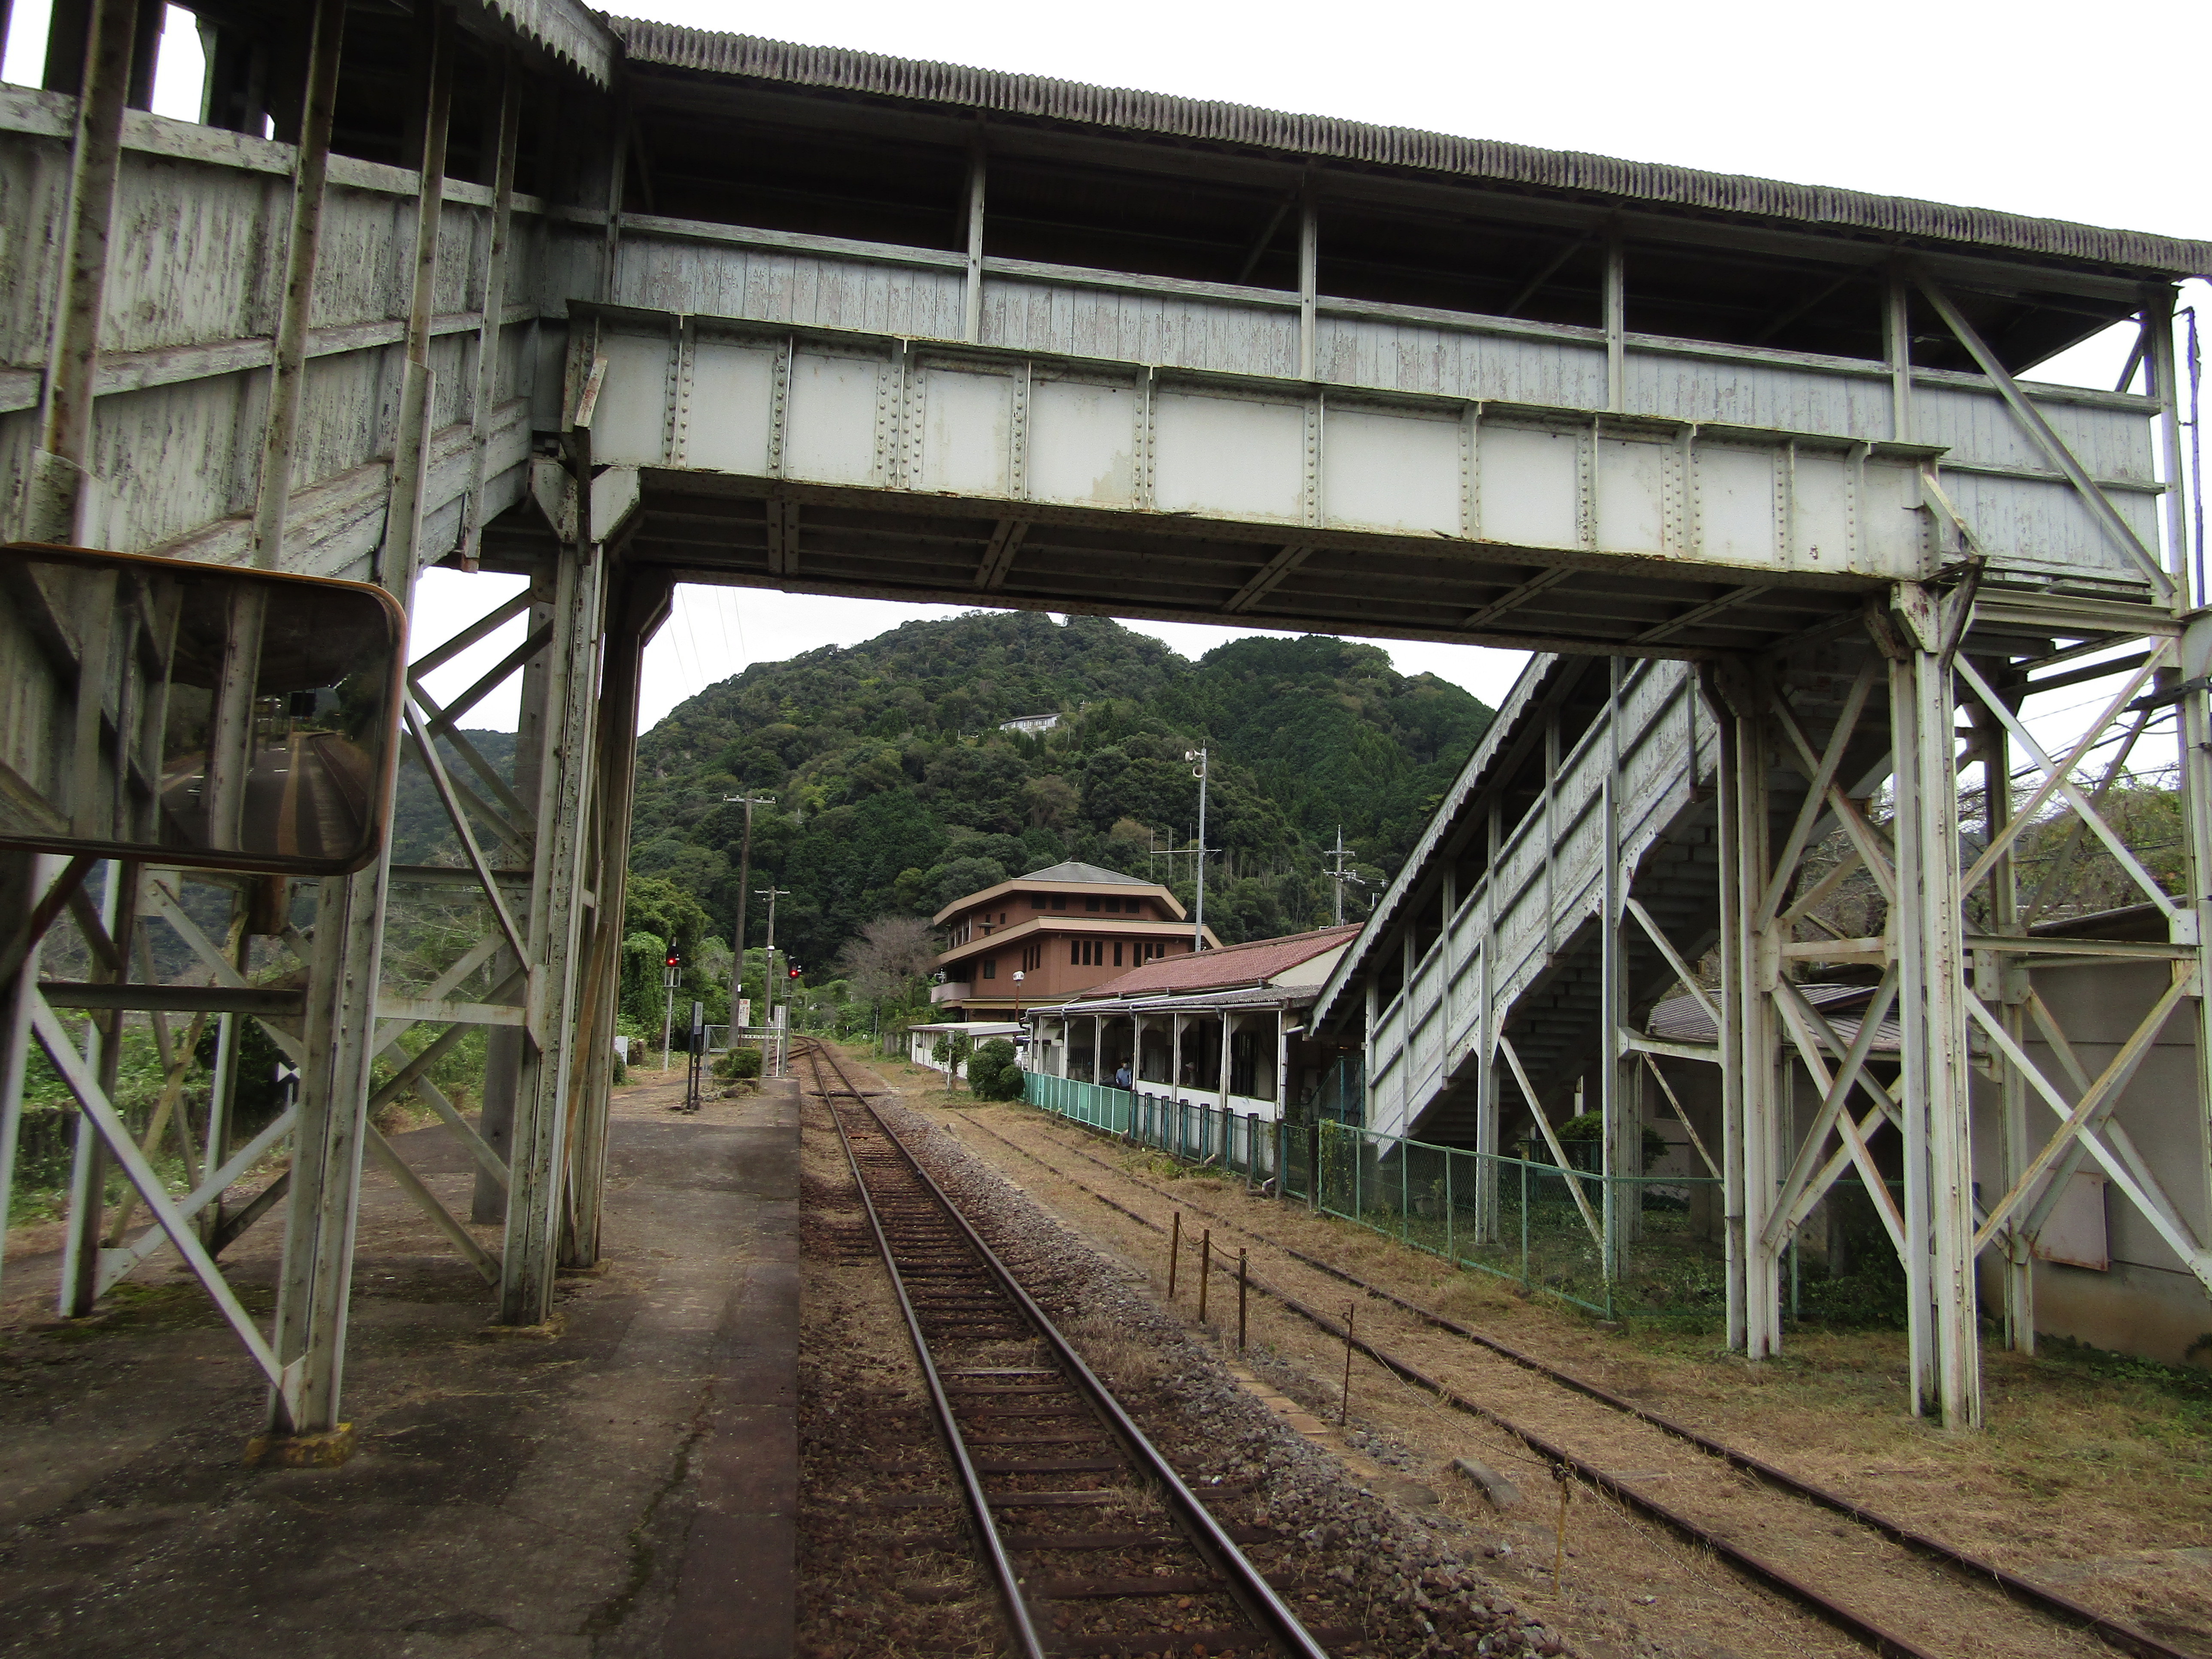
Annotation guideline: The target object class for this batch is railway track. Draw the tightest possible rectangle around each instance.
[800,1039,1342,1658]
[950,1103,2196,1659]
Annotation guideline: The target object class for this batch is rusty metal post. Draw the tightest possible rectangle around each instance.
[1340,1300,1355,1424]
[1167,1209,1180,1298]
[1237,1247,1247,1350]
[1197,1227,1210,1322]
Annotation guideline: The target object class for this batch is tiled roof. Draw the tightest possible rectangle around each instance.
[1073,925,1363,1000]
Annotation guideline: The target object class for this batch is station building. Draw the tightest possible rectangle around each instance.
[930,861,1219,1019]
[1025,924,1362,1121]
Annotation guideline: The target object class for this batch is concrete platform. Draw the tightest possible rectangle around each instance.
[0,1072,799,1658]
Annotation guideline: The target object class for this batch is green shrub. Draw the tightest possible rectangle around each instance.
[968,1038,1025,1101]
[1550,1110,1668,1173]
[715,1045,764,1081]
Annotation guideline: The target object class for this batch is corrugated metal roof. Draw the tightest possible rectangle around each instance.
[1650,983,1901,1054]
[1023,860,1144,884]
[604,20,2212,278]
[487,0,617,86]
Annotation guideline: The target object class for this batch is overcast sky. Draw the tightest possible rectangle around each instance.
[11,1,2203,731]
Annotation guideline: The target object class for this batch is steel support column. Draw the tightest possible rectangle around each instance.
[1472,804,1501,1242]
[1971,688,2034,1350]
[1600,661,1639,1274]
[0,856,67,1301]
[500,525,607,1323]
[2179,616,2212,1338]
[18,0,137,543]
[263,0,438,1436]
[1709,669,1753,1353]
[250,0,344,568]
[1890,590,1981,1427]
[562,566,671,1266]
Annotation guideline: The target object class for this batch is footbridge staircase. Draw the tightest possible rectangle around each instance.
[1315,644,1895,1161]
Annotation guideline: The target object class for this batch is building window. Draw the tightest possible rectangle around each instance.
[1051,896,1066,910]
[1086,896,1100,912]
[982,959,997,980]
[1071,939,1104,966]
[1114,942,1124,966]
[1103,897,1120,913]
[1032,896,1047,909]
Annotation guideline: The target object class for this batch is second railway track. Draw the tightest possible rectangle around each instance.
[944,1099,2195,1659]
[803,1039,1346,1658]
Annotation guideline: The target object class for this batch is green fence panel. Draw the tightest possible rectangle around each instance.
[1025,1070,1725,1323]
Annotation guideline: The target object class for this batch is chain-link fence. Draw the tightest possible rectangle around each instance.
[1312,1120,1726,1318]
[1024,1072,1738,1322]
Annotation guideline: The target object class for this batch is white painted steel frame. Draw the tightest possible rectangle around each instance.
[0,0,2203,1443]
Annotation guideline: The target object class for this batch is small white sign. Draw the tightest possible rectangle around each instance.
[738,998,752,1028]
[613,1035,630,1063]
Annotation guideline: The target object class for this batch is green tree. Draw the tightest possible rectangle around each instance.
[968,1038,1025,1100]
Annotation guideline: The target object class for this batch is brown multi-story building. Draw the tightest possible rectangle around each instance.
[931,861,1219,1018]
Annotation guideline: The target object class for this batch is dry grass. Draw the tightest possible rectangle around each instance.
[964,1101,2212,1647]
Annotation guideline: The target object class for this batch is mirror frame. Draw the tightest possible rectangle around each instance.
[0,542,409,878]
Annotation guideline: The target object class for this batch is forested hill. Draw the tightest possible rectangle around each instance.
[624,611,1495,972]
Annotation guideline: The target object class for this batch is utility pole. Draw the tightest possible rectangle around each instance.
[1183,747,1209,951]
[661,950,681,1072]
[725,793,774,1030]
[757,883,791,1043]
[1325,826,1366,926]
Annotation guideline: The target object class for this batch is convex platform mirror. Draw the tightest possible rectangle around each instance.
[0,544,406,876]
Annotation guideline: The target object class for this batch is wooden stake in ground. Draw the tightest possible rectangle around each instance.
[1198,1228,1211,1321]
[1237,1248,1248,1350]
[1167,1210,1181,1298]
[1552,1462,1572,1592]
[1340,1301,1356,1424]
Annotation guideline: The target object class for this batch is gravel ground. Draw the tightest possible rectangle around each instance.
[797,1094,1001,1658]
[839,1083,1561,1659]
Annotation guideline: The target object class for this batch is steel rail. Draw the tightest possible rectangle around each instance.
[818,1051,1047,1659]
[959,1106,2188,1659]
[806,1040,1331,1659]
[965,1109,2190,1659]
